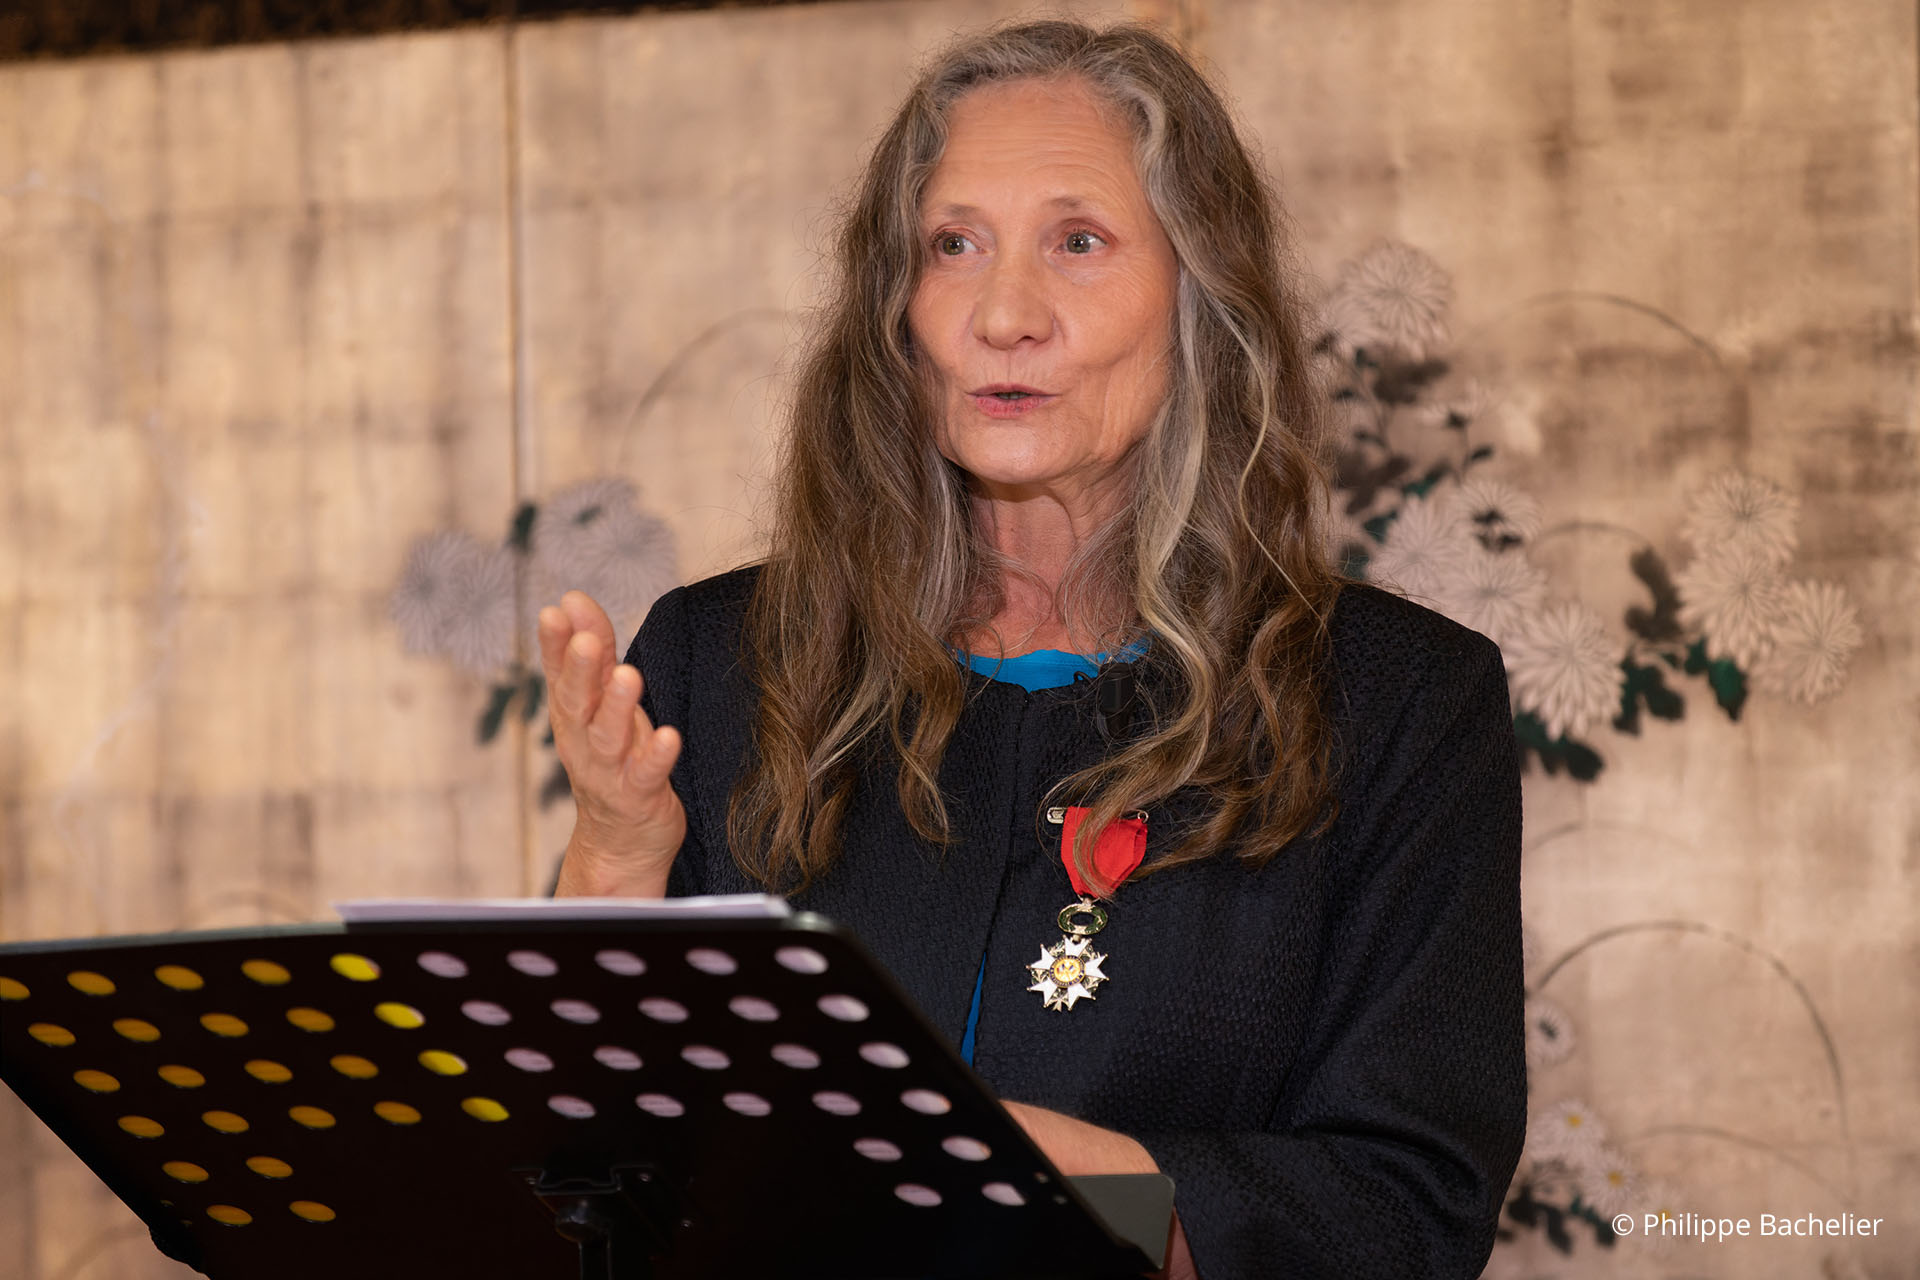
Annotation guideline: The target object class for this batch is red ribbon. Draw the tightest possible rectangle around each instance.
[1058,807,1148,899]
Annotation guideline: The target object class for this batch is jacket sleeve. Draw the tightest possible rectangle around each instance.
[1131,641,1526,1279]
[621,585,711,898]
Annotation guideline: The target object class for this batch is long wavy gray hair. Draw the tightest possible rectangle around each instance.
[728,17,1342,892]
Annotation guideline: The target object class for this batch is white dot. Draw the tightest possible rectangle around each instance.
[507,950,558,977]
[982,1182,1026,1206]
[728,995,780,1022]
[858,1042,909,1069]
[811,1091,861,1116]
[639,998,688,1023]
[817,994,869,1022]
[593,1046,642,1071]
[681,1045,730,1071]
[595,949,646,976]
[417,951,468,979]
[461,1000,512,1026]
[854,1137,902,1162]
[894,1184,942,1207]
[551,999,600,1025]
[548,1094,595,1119]
[685,947,737,976]
[505,1047,555,1073]
[901,1089,951,1116]
[723,1091,771,1116]
[770,1043,820,1070]
[775,946,828,975]
[941,1136,991,1162]
[636,1093,683,1118]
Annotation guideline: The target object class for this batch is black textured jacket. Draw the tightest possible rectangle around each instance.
[625,565,1526,1279]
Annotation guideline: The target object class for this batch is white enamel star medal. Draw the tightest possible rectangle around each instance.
[1028,805,1146,1012]
[1027,898,1111,1011]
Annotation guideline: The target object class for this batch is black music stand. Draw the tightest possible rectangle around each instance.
[0,900,1173,1279]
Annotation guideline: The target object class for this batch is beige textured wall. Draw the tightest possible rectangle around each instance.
[1,2,1915,1278]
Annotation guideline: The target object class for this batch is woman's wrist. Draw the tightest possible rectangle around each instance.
[554,833,672,898]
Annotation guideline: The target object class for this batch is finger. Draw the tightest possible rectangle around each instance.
[560,591,620,671]
[622,721,680,792]
[536,605,574,688]
[585,663,640,760]
[553,629,606,729]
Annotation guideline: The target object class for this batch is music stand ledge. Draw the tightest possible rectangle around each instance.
[1,907,1174,1279]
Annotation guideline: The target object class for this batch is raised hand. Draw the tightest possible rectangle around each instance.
[538,590,687,897]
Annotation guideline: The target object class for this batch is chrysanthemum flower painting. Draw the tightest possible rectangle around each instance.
[389,478,679,799]
[1320,240,1867,785]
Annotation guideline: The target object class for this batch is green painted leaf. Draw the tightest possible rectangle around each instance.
[1615,658,1686,734]
[1625,547,1684,643]
[507,501,538,553]
[1513,712,1606,781]
[1466,443,1495,463]
[1707,657,1748,721]
[1339,545,1372,578]
[476,683,516,745]
[521,672,545,722]
[1362,513,1396,544]
[1400,463,1451,499]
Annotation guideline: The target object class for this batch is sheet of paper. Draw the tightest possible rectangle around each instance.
[334,895,791,923]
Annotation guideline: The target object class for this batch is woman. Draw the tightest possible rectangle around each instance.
[541,19,1523,1280]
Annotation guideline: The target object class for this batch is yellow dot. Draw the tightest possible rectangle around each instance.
[206,1204,252,1226]
[244,1059,292,1084]
[113,1018,162,1043]
[199,1013,249,1038]
[329,1054,378,1080]
[287,1105,336,1130]
[246,1156,293,1179]
[154,965,204,991]
[373,1002,425,1029]
[161,1161,208,1183]
[28,1023,76,1047]
[202,1110,249,1134]
[241,960,291,986]
[288,1200,336,1223]
[460,1096,508,1122]
[329,954,380,982]
[372,1100,421,1125]
[157,1064,205,1088]
[73,1070,121,1093]
[0,977,28,1000]
[417,1050,467,1077]
[67,970,115,996]
[117,1115,165,1138]
[285,1007,334,1033]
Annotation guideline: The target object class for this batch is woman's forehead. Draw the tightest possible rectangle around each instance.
[921,81,1145,216]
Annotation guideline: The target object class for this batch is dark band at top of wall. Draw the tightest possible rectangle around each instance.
[0,0,838,62]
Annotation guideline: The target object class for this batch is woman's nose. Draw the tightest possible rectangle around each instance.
[972,253,1053,349]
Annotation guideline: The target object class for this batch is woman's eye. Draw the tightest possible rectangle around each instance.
[934,233,971,256]
[1063,230,1104,254]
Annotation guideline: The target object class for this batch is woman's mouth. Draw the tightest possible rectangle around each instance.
[967,385,1055,418]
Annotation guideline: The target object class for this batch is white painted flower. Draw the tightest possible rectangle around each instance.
[1323,241,1453,360]
[1675,543,1786,668]
[391,530,516,674]
[1418,377,1496,435]
[1366,494,1473,604]
[1752,579,1863,704]
[1527,1098,1608,1168]
[1681,468,1799,568]
[532,478,678,627]
[1437,545,1548,647]
[1524,995,1577,1068]
[1574,1145,1640,1218]
[1452,473,1542,548]
[1504,599,1620,741]
[1636,1179,1683,1251]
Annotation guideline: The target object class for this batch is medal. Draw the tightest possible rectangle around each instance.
[1026,806,1146,1011]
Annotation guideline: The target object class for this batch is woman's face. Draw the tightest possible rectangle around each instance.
[907,77,1179,519]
